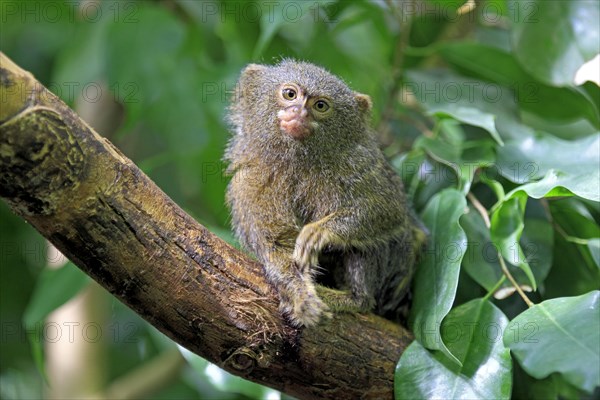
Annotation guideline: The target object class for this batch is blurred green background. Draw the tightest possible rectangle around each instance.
[1,0,599,399]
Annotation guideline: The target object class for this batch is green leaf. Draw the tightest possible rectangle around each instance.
[397,299,512,399]
[447,108,503,146]
[416,135,496,193]
[332,4,392,70]
[504,291,600,393]
[22,262,90,379]
[461,209,502,291]
[393,149,426,202]
[394,152,459,212]
[254,0,335,58]
[255,1,301,58]
[23,262,90,328]
[462,208,552,294]
[410,189,468,364]
[106,4,186,96]
[438,42,600,128]
[406,69,539,142]
[480,177,506,205]
[490,196,537,290]
[510,0,600,86]
[589,239,600,269]
[497,134,600,202]
[406,70,505,144]
[52,19,110,100]
[550,198,600,241]
[545,233,600,298]
[497,134,599,183]
[519,218,554,290]
[512,362,585,400]
[507,169,600,202]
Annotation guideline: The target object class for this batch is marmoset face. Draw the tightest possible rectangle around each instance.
[276,82,334,140]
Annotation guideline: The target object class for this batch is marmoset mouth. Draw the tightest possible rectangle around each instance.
[277,106,312,140]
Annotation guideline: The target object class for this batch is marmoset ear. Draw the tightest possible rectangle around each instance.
[355,93,372,114]
[241,64,267,81]
[235,64,268,102]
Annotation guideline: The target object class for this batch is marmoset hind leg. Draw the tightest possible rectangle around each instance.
[314,225,427,317]
[316,246,394,314]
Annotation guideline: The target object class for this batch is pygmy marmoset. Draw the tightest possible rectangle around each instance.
[225,60,426,327]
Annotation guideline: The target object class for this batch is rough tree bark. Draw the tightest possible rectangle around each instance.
[0,52,413,399]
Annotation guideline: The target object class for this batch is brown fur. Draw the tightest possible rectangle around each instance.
[225,60,426,327]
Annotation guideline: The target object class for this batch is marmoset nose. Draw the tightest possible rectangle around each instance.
[277,105,312,140]
[290,105,307,117]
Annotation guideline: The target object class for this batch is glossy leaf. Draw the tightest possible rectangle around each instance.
[519,218,554,290]
[497,134,600,202]
[397,299,512,399]
[549,199,600,240]
[415,135,495,193]
[512,362,584,400]
[497,134,599,183]
[545,234,600,299]
[510,0,600,86]
[504,291,600,393]
[393,149,426,201]
[395,153,459,212]
[406,71,503,144]
[406,69,538,142]
[461,209,502,291]
[490,196,536,290]
[410,189,468,363]
[462,208,552,294]
[508,170,599,202]
[532,172,597,203]
[438,42,599,128]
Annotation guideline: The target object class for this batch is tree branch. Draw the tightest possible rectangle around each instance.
[0,52,412,400]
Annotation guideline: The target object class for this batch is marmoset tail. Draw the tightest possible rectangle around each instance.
[225,60,426,327]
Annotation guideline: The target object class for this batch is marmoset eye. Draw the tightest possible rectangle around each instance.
[282,88,297,100]
[313,100,330,112]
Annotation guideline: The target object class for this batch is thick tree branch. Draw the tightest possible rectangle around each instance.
[0,52,412,399]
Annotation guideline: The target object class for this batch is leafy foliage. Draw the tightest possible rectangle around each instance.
[410,189,467,364]
[1,0,598,399]
[504,291,600,393]
[397,299,512,399]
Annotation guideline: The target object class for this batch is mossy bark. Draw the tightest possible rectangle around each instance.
[0,52,413,400]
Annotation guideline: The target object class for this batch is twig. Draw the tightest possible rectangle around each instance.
[467,192,534,307]
[498,256,534,307]
[482,275,506,302]
[467,192,491,228]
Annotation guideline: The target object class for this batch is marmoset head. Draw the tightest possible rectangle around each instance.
[231,59,372,143]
